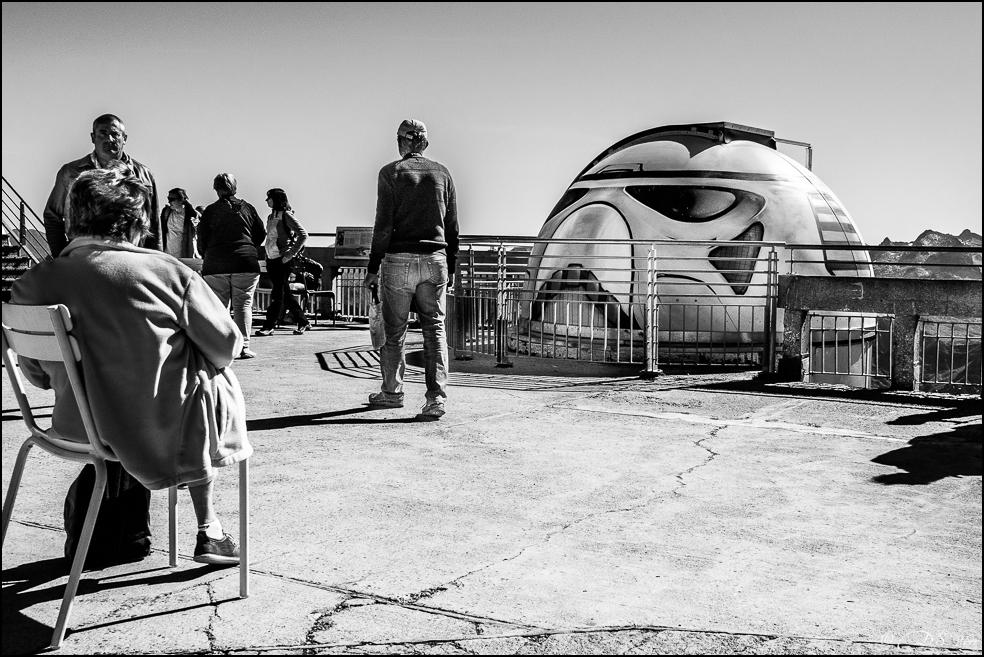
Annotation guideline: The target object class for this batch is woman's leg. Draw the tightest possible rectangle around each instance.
[231,273,260,348]
[188,477,239,564]
[261,258,287,331]
[187,478,219,534]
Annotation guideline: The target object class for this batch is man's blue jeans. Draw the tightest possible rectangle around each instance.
[379,252,449,401]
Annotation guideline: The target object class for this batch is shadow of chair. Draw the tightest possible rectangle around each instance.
[1,303,250,650]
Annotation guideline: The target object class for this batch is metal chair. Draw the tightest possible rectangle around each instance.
[1,303,249,650]
[307,290,336,326]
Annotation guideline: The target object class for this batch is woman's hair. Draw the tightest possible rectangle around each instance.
[168,187,189,203]
[266,188,291,212]
[213,173,237,197]
[68,164,151,242]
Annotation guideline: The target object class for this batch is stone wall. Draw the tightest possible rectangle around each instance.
[777,276,982,389]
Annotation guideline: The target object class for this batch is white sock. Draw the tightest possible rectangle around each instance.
[198,520,224,540]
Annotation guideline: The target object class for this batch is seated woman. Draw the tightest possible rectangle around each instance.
[11,164,252,565]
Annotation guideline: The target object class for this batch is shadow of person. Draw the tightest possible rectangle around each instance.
[871,421,982,485]
[2,558,232,653]
[887,402,981,426]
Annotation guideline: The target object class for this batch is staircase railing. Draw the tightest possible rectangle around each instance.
[2,175,51,265]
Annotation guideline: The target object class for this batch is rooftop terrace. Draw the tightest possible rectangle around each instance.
[2,323,981,654]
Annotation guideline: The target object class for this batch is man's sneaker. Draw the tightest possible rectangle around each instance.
[238,348,256,359]
[368,391,404,408]
[420,400,446,418]
[193,531,240,565]
[293,323,311,335]
[255,328,274,337]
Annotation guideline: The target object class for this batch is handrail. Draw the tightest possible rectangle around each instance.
[1,175,51,264]
[788,243,981,254]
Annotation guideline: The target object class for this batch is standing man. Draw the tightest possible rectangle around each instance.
[363,119,459,418]
[43,114,161,257]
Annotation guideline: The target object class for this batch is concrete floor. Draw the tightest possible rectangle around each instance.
[2,322,981,654]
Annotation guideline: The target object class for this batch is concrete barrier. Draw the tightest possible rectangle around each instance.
[778,276,982,389]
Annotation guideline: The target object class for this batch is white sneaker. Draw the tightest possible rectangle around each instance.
[420,400,446,418]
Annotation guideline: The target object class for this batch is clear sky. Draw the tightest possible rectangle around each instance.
[3,2,981,244]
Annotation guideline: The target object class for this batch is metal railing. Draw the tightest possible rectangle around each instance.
[1,176,51,265]
[291,236,980,381]
[787,243,982,280]
[802,311,894,389]
[446,237,784,374]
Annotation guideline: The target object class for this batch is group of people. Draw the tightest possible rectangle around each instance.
[12,114,459,566]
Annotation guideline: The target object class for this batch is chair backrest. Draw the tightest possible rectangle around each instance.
[1,303,114,460]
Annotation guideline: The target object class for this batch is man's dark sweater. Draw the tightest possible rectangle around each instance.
[369,154,459,275]
[198,197,265,276]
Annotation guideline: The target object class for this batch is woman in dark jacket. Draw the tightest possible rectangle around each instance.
[160,187,200,258]
[198,173,265,359]
[255,188,310,335]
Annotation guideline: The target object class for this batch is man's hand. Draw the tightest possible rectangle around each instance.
[363,272,379,303]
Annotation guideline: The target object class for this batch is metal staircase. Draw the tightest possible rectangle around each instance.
[2,175,51,301]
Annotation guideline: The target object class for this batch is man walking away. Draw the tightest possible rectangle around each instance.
[43,114,161,257]
[363,119,459,418]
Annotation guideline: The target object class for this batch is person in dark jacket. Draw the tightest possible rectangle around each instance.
[161,187,200,258]
[198,173,265,359]
[255,188,310,336]
[363,119,459,418]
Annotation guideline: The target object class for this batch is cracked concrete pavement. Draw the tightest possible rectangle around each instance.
[2,322,981,654]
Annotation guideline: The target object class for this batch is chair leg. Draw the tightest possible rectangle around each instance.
[50,458,108,650]
[168,486,178,567]
[1,439,35,546]
[239,458,249,598]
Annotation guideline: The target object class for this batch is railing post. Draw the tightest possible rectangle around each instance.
[451,249,464,358]
[643,244,661,378]
[494,244,512,367]
[19,200,27,245]
[762,247,779,375]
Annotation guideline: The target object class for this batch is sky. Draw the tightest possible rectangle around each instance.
[2,2,981,245]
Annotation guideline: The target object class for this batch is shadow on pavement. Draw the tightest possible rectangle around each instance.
[247,407,424,431]
[689,377,983,409]
[1,559,224,654]
[871,420,982,485]
[2,405,52,422]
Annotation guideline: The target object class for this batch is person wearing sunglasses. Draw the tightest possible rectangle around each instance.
[161,188,200,259]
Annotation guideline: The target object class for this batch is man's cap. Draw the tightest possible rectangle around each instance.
[397,119,427,140]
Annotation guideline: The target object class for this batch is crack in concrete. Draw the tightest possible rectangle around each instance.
[90,578,211,626]
[561,404,908,441]
[252,569,534,633]
[204,580,219,652]
[303,597,350,653]
[405,488,672,608]
[400,584,450,604]
[221,624,984,655]
[673,426,722,497]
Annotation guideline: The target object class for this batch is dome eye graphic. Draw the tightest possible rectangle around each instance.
[546,188,589,220]
[625,186,738,222]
